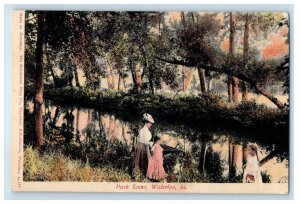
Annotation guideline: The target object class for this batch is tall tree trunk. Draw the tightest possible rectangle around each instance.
[110,66,116,90]
[149,66,155,94]
[76,107,80,132]
[232,76,239,102]
[205,70,211,92]
[106,66,111,89]
[229,12,239,103]
[198,139,207,173]
[227,77,233,103]
[107,66,115,90]
[135,64,142,90]
[98,73,102,90]
[242,142,247,166]
[34,11,45,147]
[71,56,81,87]
[128,57,138,91]
[184,68,194,93]
[228,141,233,179]
[160,77,164,90]
[123,75,126,91]
[118,72,121,91]
[186,69,194,92]
[197,67,207,93]
[229,144,239,178]
[46,53,60,87]
[182,66,186,93]
[242,13,250,102]
[73,65,80,87]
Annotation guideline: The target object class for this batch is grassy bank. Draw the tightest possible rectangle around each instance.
[24,146,132,182]
[23,146,229,183]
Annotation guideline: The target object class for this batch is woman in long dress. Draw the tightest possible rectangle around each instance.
[147,136,166,181]
[134,113,155,176]
[243,144,263,183]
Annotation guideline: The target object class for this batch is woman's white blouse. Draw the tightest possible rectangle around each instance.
[137,125,153,146]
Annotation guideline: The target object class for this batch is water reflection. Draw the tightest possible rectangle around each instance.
[25,100,288,183]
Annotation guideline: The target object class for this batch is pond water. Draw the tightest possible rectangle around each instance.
[24,99,288,183]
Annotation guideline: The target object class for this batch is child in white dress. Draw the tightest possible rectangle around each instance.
[243,144,263,183]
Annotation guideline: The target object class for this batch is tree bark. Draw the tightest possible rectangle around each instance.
[160,77,164,90]
[232,76,239,102]
[128,57,138,91]
[183,67,194,93]
[229,12,239,103]
[107,66,115,90]
[242,13,250,102]
[198,140,207,173]
[110,66,116,90]
[227,76,233,103]
[254,83,285,108]
[205,70,211,92]
[135,64,142,91]
[71,56,81,87]
[74,65,80,87]
[149,66,155,94]
[228,142,234,178]
[118,73,122,91]
[259,150,278,167]
[182,66,185,93]
[197,67,207,93]
[34,11,45,147]
[46,53,60,87]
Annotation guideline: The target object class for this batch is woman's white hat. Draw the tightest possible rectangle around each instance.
[142,113,155,123]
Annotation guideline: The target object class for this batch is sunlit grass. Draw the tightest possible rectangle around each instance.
[24,146,132,182]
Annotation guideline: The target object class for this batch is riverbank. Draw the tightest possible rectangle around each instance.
[23,146,214,183]
[25,86,288,134]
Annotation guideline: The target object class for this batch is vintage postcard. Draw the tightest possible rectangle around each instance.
[11,10,289,193]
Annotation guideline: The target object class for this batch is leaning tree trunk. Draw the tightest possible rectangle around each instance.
[254,83,285,108]
[259,150,278,167]
[242,13,250,102]
[154,56,286,109]
[34,11,45,147]
[229,12,239,103]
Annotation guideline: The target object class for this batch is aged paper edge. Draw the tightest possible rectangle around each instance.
[11,10,25,192]
[10,10,289,194]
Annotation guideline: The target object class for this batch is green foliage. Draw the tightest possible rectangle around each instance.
[25,85,288,135]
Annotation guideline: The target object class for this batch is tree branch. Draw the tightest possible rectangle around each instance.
[154,55,285,109]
